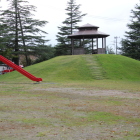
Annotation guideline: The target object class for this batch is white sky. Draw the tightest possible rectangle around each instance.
[1,0,140,49]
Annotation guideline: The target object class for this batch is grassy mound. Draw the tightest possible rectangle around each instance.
[0,54,140,83]
[97,54,140,81]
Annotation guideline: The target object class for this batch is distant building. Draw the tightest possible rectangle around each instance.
[0,64,8,74]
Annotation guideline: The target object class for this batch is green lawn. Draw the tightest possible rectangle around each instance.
[0,54,140,82]
[97,54,140,81]
[0,54,140,139]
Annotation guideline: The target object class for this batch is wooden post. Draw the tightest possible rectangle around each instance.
[92,38,93,54]
[104,38,106,54]
[96,37,98,54]
[83,37,84,48]
[80,39,82,47]
[71,38,74,55]
[102,38,104,48]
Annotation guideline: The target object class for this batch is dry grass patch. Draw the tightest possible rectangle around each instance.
[0,83,140,140]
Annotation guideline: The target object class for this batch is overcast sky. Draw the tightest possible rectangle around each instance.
[1,0,140,49]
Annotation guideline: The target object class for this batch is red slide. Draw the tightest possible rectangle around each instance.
[0,55,42,82]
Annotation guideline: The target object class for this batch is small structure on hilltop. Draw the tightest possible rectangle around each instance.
[68,23,110,55]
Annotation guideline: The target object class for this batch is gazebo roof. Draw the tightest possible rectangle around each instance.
[68,23,110,39]
[77,23,99,29]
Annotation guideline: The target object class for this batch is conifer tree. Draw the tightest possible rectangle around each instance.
[121,2,140,60]
[55,0,86,56]
[0,0,48,65]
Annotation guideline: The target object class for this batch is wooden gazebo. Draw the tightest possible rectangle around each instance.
[68,23,110,55]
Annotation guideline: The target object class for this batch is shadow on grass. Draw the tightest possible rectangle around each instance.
[0,82,57,85]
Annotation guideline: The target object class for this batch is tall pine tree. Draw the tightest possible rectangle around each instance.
[55,0,86,56]
[0,0,48,65]
[121,2,140,60]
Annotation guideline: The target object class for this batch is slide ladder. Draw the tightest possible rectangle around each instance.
[0,55,42,82]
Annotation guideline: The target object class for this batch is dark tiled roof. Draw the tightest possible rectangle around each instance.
[78,23,99,29]
[68,23,110,39]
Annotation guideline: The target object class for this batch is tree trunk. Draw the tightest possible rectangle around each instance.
[14,0,19,65]
[18,9,29,66]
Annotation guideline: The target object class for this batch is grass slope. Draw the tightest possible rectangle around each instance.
[0,54,140,83]
[97,54,140,81]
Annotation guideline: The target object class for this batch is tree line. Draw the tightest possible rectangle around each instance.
[120,1,140,60]
[0,0,139,67]
[0,0,86,66]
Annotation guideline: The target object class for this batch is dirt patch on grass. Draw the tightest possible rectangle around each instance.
[0,85,140,140]
[36,87,140,99]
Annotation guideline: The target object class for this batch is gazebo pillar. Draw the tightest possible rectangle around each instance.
[96,37,98,54]
[71,38,74,55]
[102,38,104,48]
[104,37,106,53]
[80,39,82,47]
[92,38,94,54]
[83,37,85,48]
